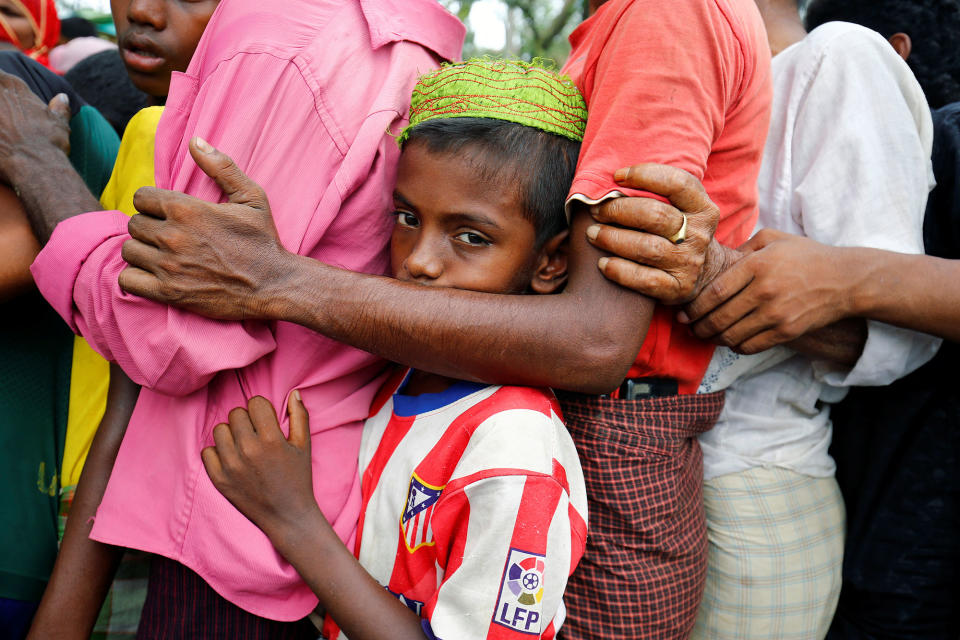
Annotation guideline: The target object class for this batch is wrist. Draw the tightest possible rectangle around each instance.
[699,240,742,296]
[843,247,886,319]
[265,504,331,561]
[264,253,333,326]
[254,250,308,322]
[5,144,70,188]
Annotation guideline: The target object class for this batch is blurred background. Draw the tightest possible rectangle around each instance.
[55,0,591,62]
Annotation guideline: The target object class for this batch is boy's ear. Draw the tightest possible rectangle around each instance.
[529,230,569,294]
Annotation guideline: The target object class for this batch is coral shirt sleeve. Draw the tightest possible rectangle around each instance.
[567,0,742,204]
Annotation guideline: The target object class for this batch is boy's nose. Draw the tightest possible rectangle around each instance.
[126,0,167,30]
[403,243,444,282]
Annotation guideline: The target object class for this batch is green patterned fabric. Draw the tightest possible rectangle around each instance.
[398,58,588,144]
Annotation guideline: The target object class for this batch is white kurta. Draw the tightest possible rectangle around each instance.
[698,21,942,480]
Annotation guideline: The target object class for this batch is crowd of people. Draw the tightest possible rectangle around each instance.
[0,0,957,638]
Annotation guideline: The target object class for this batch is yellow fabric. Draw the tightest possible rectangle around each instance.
[60,107,163,489]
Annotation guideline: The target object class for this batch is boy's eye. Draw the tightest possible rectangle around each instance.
[455,231,491,247]
[394,211,419,229]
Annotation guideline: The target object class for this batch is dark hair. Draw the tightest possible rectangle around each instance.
[804,0,960,108]
[403,117,579,247]
[60,17,99,40]
[66,49,150,135]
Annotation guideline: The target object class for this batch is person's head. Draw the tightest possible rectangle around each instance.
[0,0,59,67]
[804,0,960,108]
[110,0,219,97]
[59,16,98,43]
[391,59,585,295]
[65,49,150,134]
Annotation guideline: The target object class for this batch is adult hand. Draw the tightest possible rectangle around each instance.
[119,137,294,320]
[201,392,319,539]
[584,163,737,305]
[0,71,71,181]
[680,229,855,353]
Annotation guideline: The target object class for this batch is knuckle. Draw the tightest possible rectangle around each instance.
[717,331,738,348]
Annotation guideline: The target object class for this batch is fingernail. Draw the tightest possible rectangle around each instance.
[586,224,600,241]
[676,311,690,324]
[614,167,629,182]
[55,93,69,106]
[194,136,214,153]
[292,389,302,403]
[598,257,609,270]
[589,205,599,217]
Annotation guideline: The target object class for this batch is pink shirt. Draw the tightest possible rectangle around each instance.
[32,0,463,620]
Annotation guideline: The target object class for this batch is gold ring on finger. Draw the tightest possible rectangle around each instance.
[667,213,688,244]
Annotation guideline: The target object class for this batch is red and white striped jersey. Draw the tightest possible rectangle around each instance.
[325,371,588,640]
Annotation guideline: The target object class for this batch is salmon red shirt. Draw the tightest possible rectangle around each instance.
[562,0,772,393]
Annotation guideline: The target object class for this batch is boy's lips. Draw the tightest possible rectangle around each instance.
[120,36,166,73]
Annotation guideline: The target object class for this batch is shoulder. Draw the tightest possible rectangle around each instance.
[448,387,580,484]
[799,22,904,72]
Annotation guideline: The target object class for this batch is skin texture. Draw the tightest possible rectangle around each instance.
[682,228,960,348]
[118,140,731,394]
[0,0,35,49]
[584,163,740,306]
[0,71,98,242]
[204,150,570,636]
[0,183,40,301]
[205,395,430,640]
[111,0,219,97]
[27,365,140,640]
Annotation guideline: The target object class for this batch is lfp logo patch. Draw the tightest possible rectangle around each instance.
[401,473,443,552]
[493,548,546,634]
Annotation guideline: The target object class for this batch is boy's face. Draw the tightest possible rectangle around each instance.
[390,143,545,295]
[111,0,219,97]
[0,0,35,50]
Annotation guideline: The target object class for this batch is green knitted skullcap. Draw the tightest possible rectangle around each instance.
[398,58,588,144]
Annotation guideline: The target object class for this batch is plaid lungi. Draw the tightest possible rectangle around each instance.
[556,391,724,640]
[691,467,845,639]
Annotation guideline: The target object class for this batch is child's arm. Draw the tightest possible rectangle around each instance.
[27,365,141,639]
[0,185,41,302]
[202,394,429,640]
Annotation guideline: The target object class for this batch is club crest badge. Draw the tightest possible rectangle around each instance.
[493,548,546,634]
[401,473,443,552]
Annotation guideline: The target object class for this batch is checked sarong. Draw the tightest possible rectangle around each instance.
[556,390,725,640]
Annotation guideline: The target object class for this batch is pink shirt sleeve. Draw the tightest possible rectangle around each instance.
[31,53,360,396]
[32,210,276,395]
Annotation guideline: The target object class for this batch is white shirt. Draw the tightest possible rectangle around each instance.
[698,22,942,480]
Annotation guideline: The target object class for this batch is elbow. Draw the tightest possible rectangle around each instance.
[555,329,639,395]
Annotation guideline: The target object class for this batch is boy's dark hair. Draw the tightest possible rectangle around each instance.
[404,117,579,248]
[804,0,960,108]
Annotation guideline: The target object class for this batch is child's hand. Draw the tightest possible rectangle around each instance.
[202,391,319,541]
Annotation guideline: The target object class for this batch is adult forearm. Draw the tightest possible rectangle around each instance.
[27,366,140,639]
[788,318,867,366]
[5,145,101,244]
[268,255,643,394]
[850,248,960,342]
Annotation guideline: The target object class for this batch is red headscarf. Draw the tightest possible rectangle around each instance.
[0,0,60,70]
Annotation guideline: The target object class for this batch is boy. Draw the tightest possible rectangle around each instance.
[198,59,588,639]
